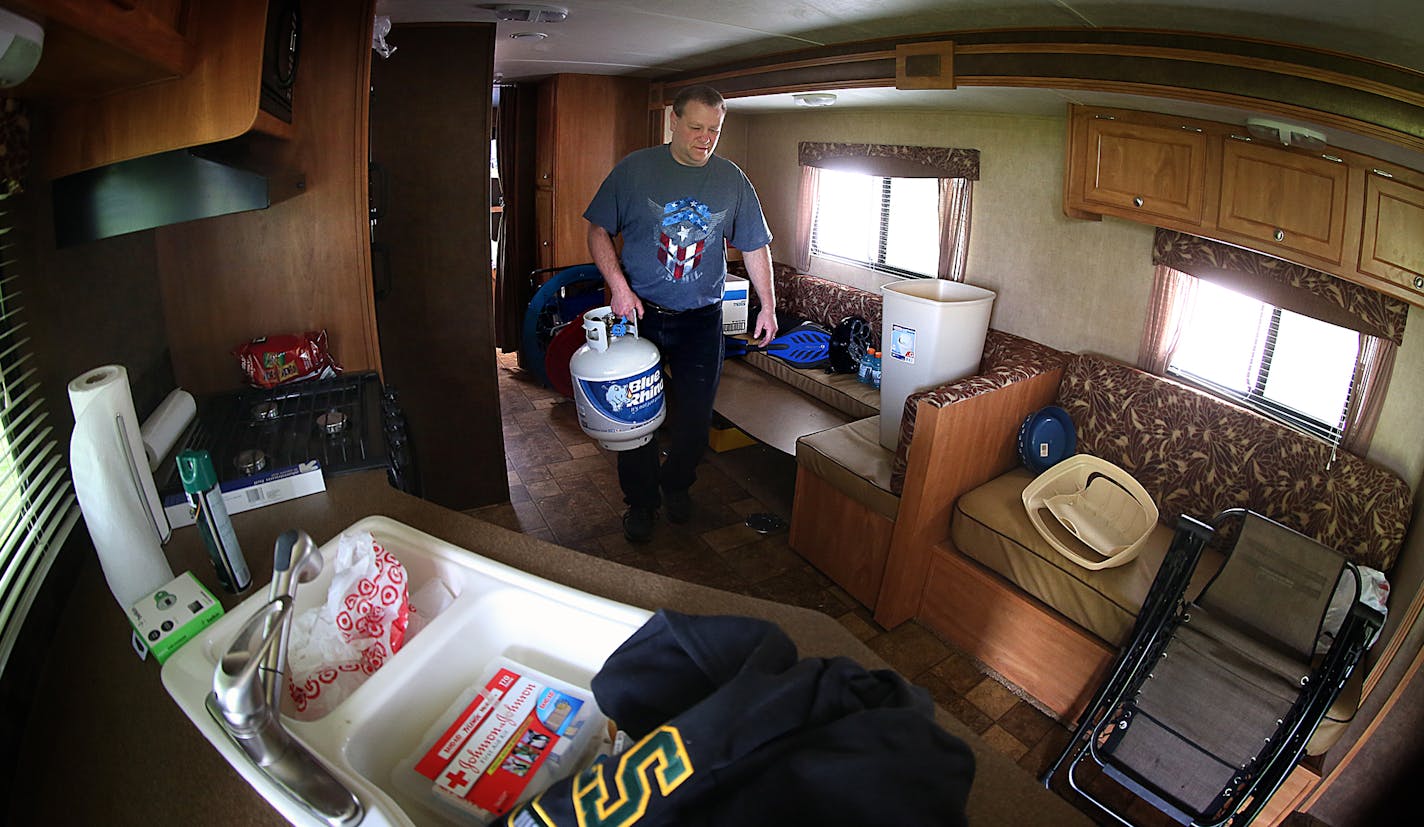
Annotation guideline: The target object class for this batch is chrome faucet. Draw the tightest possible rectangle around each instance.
[207,530,363,826]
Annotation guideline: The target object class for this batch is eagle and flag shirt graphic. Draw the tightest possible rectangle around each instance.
[652,197,726,284]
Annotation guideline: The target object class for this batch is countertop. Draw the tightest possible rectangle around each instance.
[9,471,1089,825]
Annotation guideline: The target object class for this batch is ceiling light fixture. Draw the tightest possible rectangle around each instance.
[793,92,837,108]
[509,31,549,41]
[491,4,568,23]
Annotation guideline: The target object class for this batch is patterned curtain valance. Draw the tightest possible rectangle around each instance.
[797,141,979,180]
[1152,228,1407,345]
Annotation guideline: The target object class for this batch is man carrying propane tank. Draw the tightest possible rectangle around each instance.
[583,84,777,543]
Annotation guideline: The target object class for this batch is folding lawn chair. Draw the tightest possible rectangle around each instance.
[1043,509,1386,826]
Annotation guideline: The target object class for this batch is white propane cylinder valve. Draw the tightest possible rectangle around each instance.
[569,307,666,451]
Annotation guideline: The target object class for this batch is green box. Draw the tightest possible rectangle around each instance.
[127,571,225,664]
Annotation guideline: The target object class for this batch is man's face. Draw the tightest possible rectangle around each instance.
[668,100,725,167]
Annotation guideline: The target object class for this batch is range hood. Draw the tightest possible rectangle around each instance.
[51,145,273,248]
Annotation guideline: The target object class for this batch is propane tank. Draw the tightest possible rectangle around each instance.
[569,306,666,451]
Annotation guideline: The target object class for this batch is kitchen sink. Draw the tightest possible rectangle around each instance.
[161,515,652,826]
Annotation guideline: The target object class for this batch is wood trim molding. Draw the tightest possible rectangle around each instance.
[675,50,896,89]
[651,28,1424,158]
[955,43,1424,110]
[963,76,1424,157]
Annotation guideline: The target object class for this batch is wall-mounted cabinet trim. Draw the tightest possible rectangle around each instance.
[1065,104,1424,308]
[655,28,1424,159]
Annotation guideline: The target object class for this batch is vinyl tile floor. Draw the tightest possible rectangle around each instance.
[474,351,1178,825]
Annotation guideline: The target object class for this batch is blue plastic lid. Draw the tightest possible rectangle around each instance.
[1018,406,1077,472]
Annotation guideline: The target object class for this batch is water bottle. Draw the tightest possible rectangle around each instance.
[871,349,882,389]
[858,348,872,384]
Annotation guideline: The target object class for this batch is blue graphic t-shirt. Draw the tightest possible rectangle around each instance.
[584,145,772,311]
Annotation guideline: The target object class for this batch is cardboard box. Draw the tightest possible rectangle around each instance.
[709,424,755,452]
[163,460,326,529]
[128,571,224,664]
[721,277,749,335]
[398,656,605,823]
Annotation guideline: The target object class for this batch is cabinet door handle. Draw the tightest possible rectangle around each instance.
[1229,134,1253,142]
[1414,276,1423,290]
[1371,168,1396,179]
[1133,196,1144,207]
[1180,126,1203,133]
[1274,228,1286,242]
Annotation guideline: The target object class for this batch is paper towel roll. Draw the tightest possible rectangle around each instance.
[140,388,196,471]
[68,365,174,610]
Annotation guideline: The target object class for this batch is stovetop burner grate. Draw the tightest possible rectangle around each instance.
[154,372,393,496]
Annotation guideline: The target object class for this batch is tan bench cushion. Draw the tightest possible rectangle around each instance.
[951,468,1223,646]
[741,352,879,419]
[953,467,1357,754]
[795,417,899,520]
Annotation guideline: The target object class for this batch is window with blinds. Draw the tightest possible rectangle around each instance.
[0,193,80,677]
[1168,279,1361,443]
[810,168,942,278]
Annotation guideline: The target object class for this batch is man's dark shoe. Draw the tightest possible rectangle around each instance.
[664,489,692,524]
[623,506,656,543]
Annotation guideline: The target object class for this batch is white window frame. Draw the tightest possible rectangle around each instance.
[1165,281,1362,444]
[809,170,955,279]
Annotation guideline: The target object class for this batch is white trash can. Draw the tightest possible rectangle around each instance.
[879,280,996,450]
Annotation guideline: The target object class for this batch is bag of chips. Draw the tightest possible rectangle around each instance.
[233,329,341,388]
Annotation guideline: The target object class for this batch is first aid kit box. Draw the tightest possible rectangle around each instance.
[128,571,224,664]
[721,278,749,335]
[394,655,610,824]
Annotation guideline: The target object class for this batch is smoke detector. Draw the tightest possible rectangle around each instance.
[491,4,568,23]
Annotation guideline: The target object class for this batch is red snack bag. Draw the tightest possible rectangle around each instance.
[233,329,341,388]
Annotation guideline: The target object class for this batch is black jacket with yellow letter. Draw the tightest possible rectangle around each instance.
[502,609,975,827]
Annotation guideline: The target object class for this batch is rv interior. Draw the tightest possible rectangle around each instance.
[0,0,1421,824]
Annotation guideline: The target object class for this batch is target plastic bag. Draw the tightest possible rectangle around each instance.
[233,329,341,389]
[284,530,411,720]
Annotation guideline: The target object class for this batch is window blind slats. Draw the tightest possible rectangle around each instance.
[0,421,56,528]
[811,169,953,279]
[0,450,64,568]
[0,189,81,678]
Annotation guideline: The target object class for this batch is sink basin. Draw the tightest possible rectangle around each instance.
[161,515,652,826]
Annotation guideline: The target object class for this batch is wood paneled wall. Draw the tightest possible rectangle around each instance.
[370,23,506,510]
[154,0,379,394]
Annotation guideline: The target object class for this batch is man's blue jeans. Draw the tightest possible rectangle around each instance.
[619,302,724,509]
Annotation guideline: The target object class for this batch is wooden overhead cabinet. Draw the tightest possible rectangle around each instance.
[28,0,291,180]
[1218,138,1351,266]
[1065,104,1424,309]
[1070,114,1210,225]
[1358,171,1424,299]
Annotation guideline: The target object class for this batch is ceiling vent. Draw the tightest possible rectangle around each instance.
[491,4,568,24]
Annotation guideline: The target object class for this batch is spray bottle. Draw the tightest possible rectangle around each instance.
[177,449,251,593]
